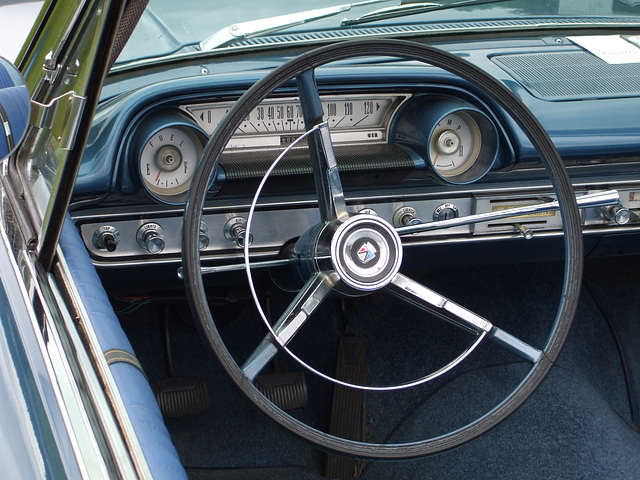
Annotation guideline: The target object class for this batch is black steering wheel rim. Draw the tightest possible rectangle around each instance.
[182,39,583,459]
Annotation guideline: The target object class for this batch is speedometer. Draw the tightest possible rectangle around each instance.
[181,94,408,148]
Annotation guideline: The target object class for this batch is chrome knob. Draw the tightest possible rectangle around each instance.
[199,221,209,250]
[513,223,534,240]
[92,225,120,252]
[393,206,421,228]
[137,223,165,254]
[224,217,254,248]
[601,204,630,225]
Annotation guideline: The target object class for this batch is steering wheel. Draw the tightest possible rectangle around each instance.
[182,39,583,458]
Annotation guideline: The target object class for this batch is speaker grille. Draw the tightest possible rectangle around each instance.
[493,51,640,100]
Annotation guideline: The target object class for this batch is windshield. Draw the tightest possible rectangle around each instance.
[114,0,640,65]
[0,0,43,61]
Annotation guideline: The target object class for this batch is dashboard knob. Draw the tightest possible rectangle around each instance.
[601,204,630,225]
[224,216,254,248]
[92,226,120,252]
[234,228,253,248]
[199,221,210,250]
[137,223,165,254]
[512,223,534,240]
[393,206,421,227]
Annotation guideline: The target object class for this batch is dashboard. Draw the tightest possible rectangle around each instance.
[70,37,640,282]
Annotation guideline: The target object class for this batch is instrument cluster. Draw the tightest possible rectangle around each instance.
[133,91,504,204]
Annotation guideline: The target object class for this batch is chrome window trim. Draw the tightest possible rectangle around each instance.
[54,242,155,480]
[0,219,96,478]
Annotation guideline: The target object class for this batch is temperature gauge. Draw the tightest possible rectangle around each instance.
[429,112,482,178]
[394,96,500,185]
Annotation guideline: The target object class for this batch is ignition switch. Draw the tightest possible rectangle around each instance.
[433,203,459,221]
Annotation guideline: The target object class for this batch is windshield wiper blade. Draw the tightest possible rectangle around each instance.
[200,0,393,51]
[341,0,513,27]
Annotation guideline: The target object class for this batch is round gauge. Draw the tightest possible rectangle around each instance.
[394,96,500,185]
[428,112,481,178]
[140,126,203,203]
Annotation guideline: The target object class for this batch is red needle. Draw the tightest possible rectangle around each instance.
[155,171,161,182]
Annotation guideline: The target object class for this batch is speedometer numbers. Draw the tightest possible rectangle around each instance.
[181,95,407,148]
[140,126,203,203]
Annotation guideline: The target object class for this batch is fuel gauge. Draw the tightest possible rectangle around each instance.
[139,125,204,204]
[426,106,498,184]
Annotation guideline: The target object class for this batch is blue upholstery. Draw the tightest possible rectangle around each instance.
[58,215,187,479]
[0,62,13,89]
[0,130,7,160]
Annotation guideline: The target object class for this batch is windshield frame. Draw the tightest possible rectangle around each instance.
[111,17,640,73]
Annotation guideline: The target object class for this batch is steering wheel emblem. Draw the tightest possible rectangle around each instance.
[356,241,377,264]
[331,214,403,291]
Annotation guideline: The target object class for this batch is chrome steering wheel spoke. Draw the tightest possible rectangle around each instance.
[296,69,349,223]
[242,271,338,381]
[387,273,541,363]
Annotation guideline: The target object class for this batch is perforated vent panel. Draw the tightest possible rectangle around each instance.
[493,51,640,101]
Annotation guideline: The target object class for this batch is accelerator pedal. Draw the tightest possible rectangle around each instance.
[152,376,209,418]
[325,336,368,480]
[255,371,308,411]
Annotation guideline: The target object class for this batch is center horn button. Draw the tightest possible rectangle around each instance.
[330,214,403,291]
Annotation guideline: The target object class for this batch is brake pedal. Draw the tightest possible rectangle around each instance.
[255,371,308,411]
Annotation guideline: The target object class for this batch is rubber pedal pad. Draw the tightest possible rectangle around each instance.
[254,371,308,411]
[325,336,368,480]
[152,376,209,418]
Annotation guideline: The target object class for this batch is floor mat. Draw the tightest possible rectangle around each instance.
[116,259,640,478]
[362,365,640,480]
